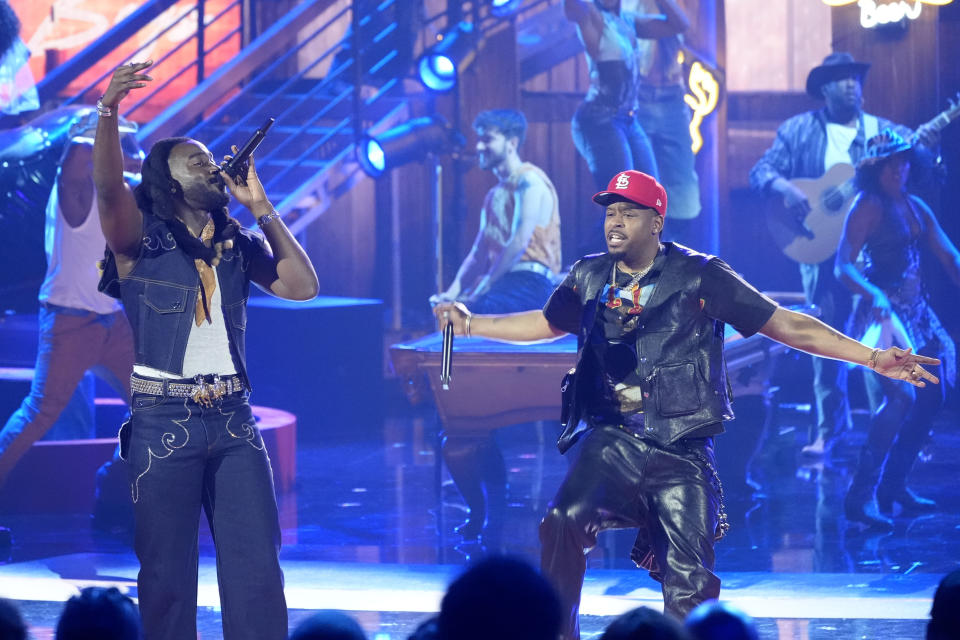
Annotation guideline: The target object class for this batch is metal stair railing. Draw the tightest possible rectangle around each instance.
[38,0,242,117]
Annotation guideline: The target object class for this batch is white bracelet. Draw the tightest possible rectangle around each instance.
[96,96,114,117]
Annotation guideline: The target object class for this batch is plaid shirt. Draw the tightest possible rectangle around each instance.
[749,108,911,193]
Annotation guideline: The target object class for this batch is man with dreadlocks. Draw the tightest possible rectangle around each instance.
[94,61,319,640]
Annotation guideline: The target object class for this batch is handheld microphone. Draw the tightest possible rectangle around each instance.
[221,117,275,182]
[440,320,454,390]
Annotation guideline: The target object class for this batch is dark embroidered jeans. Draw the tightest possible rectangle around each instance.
[123,391,287,640]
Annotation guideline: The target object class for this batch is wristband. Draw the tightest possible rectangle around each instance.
[257,210,281,227]
[96,96,114,117]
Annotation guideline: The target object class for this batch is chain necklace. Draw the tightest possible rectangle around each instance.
[606,247,660,312]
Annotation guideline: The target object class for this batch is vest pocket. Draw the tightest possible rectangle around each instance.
[143,282,190,314]
[223,299,247,331]
[654,362,702,417]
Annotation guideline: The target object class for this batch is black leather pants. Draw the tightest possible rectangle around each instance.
[540,425,723,640]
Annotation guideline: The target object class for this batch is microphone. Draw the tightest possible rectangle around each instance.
[221,117,275,183]
[440,320,454,390]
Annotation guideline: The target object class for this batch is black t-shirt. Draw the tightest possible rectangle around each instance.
[543,245,778,427]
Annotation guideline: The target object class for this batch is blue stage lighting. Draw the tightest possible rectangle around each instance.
[357,115,465,178]
[490,0,521,17]
[416,22,479,92]
[364,138,385,174]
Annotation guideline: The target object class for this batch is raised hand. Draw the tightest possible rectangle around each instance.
[873,346,940,388]
[101,61,153,109]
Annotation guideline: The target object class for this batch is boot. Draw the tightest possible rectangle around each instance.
[876,485,936,515]
[844,448,894,531]
[876,425,936,515]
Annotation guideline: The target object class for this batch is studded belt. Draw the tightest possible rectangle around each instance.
[131,373,245,407]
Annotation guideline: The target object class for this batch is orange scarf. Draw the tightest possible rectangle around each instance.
[194,220,216,326]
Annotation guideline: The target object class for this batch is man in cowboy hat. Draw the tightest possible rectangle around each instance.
[749,52,938,458]
[434,168,940,639]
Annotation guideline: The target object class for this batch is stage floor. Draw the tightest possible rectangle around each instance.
[2,369,958,639]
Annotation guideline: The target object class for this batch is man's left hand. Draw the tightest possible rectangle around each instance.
[915,123,940,148]
[873,346,941,387]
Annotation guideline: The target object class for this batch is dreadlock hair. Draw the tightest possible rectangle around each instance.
[0,1,21,58]
[135,136,240,265]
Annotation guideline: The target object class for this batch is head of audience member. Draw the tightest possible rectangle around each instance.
[0,1,20,60]
[55,587,141,640]
[0,598,27,640]
[289,610,367,640]
[928,569,960,640]
[473,109,527,172]
[685,601,758,640]
[437,555,561,640]
[407,615,438,640]
[599,606,691,640]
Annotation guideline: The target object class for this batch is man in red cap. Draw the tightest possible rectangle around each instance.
[434,169,940,639]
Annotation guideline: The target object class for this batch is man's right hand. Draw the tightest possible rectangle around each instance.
[101,61,154,108]
[433,302,472,337]
[781,182,811,215]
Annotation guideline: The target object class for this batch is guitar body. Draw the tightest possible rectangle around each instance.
[766,163,856,265]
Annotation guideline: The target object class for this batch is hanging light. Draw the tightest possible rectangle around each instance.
[417,21,480,92]
[358,115,465,178]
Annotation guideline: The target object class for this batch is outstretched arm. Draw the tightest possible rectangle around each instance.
[94,61,153,261]
[433,303,566,344]
[759,306,940,387]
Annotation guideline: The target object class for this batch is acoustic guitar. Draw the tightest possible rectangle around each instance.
[767,95,960,265]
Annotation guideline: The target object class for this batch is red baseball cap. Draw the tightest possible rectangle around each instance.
[593,170,667,217]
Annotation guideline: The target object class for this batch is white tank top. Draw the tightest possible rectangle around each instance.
[133,268,237,379]
[38,178,122,314]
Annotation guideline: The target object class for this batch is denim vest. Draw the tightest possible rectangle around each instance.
[558,243,734,453]
[116,212,257,388]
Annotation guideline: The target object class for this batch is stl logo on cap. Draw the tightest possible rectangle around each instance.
[615,173,630,190]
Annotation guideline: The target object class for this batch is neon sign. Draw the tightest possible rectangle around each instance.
[822,0,953,29]
[684,61,719,154]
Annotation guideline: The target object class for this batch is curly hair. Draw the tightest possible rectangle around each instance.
[135,137,240,264]
[0,1,21,58]
[473,109,528,146]
[855,149,914,198]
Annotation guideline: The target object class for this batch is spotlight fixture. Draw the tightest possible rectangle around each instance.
[490,0,522,17]
[417,21,480,92]
[358,115,465,178]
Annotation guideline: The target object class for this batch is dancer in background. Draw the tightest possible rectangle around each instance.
[430,108,561,541]
[750,52,938,457]
[835,129,956,529]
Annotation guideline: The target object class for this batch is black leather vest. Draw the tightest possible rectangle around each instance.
[557,243,734,453]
